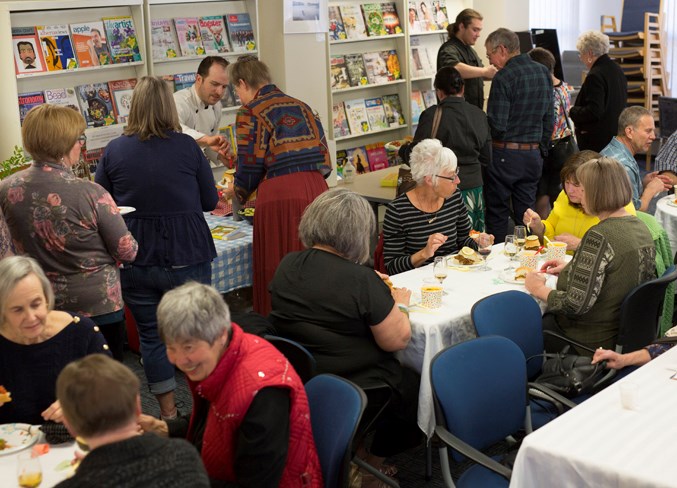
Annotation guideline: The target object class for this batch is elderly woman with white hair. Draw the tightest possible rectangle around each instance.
[569,30,627,152]
[383,138,488,275]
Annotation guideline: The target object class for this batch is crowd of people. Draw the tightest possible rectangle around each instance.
[0,8,673,487]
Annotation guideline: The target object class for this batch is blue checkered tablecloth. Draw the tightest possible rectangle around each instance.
[204,213,254,294]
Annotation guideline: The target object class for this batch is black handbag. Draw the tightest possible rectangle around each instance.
[532,351,608,398]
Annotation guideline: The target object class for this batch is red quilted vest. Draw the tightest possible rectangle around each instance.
[188,323,323,487]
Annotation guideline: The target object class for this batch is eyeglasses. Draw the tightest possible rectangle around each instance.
[77,134,87,146]
[436,171,459,182]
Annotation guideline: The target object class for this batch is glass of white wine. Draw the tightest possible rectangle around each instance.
[433,256,447,284]
[17,453,42,488]
[514,226,527,253]
[504,235,518,261]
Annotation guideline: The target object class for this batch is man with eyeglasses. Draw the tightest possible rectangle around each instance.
[483,28,553,243]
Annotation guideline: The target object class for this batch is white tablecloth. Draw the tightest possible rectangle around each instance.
[390,244,549,438]
[0,432,76,487]
[654,195,677,254]
[510,345,677,487]
[203,213,253,294]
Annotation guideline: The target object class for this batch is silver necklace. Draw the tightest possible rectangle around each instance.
[428,211,440,224]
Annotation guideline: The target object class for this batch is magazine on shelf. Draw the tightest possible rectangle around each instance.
[103,16,142,63]
[381,3,403,34]
[381,50,402,80]
[44,87,80,111]
[151,19,180,60]
[363,52,390,85]
[173,72,197,91]
[411,45,434,77]
[411,90,425,125]
[382,94,406,127]
[423,89,437,108]
[328,6,347,41]
[332,102,351,138]
[76,83,116,127]
[174,17,204,56]
[366,143,389,171]
[18,91,45,124]
[417,0,438,31]
[432,0,449,30]
[364,97,389,131]
[225,13,256,52]
[335,149,348,177]
[109,78,138,124]
[36,25,76,71]
[199,16,230,54]
[345,53,368,87]
[361,4,387,37]
[340,4,368,40]
[70,21,112,67]
[330,55,351,90]
[407,1,422,34]
[344,99,371,135]
[12,27,47,75]
[347,146,370,174]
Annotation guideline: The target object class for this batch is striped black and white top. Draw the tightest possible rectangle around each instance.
[383,191,476,275]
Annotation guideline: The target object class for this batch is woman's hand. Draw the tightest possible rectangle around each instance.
[423,233,448,259]
[478,232,494,245]
[523,209,543,234]
[540,258,566,275]
[592,348,624,369]
[41,400,64,423]
[554,233,581,251]
[138,414,169,437]
[392,287,411,307]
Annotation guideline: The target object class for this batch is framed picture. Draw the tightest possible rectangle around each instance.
[283,0,328,34]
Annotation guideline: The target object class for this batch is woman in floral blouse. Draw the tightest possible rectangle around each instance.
[0,104,138,361]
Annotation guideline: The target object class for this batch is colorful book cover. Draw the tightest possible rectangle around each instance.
[411,90,425,125]
[225,13,256,52]
[18,91,45,124]
[364,97,389,131]
[407,1,422,34]
[330,55,351,90]
[174,18,205,56]
[344,99,371,135]
[382,94,406,127]
[36,25,77,71]
[75,82,116,127]
[108,78,138,124]
[361,4,387,37]
[211,225,237,240]
[345,53,368,87]
[335,149,348,177]
[417,0,437,31]
[381,3,403,34]
[328,6,347,41]
[103,16,142,63]
[43,87,80,111]
[363,52,390,85]
[347,146,370,174]
[12,27,47,75]
[332,102,351,138]
[218,124,237,157]
[381,50,402,80]
[423,89,437,108]
[199,16,230,54]
[366,143,389,171]
[340,4,368,40]
[432,0,449,30]
[70,22,112,67]
[173,72,197,91]
[151,19,180,60]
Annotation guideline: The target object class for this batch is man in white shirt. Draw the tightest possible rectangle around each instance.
[174,56,231,166]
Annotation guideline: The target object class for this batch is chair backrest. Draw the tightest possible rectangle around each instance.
[264,335,317,384]
[659,97,677,140]
[617,265,677,352]
[430,336,527,461]
[620,0,661,32]
[472,291,544,380]
[306,374,366,488]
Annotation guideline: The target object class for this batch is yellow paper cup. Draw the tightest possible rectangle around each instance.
[421,285,443,309]
[547,241,567,261]
[518,250,539,270]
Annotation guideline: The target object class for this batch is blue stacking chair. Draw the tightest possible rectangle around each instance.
[264,335,317,384]
[306,374,366,488]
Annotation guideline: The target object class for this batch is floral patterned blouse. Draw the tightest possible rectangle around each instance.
[0,161,138,317]
[0,207,14,259]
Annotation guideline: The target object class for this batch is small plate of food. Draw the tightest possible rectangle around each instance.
[666,198,677,208]
[447,246,483,268]
[500,266,533,285]
[0,423,39,456]
[384,139,409,153]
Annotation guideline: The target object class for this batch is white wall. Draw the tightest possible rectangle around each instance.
[579,0,621,34]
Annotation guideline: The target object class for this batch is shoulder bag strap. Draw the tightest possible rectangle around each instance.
[431,106,443,140]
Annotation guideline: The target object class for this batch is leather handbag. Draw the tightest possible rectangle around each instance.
[532,351,608,398]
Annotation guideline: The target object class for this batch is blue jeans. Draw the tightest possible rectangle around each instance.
[120,262,211,395]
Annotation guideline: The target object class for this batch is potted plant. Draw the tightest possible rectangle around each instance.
[0,145,30,180]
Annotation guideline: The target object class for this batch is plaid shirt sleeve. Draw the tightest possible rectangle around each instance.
[655,132,677,174]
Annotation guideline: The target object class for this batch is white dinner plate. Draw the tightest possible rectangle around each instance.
[118,206,136,215]
[0,423,39,456]
[665,199,677,208]
[446,253,484,268]
[499,269,526,285]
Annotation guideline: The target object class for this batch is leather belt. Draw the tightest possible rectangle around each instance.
[492,141,540,151]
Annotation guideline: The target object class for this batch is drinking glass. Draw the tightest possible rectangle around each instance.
[477,234,492,271]
[514,226,527,253]
[433,256,447,284]
[504,235,518,261]
[17,453,42,488]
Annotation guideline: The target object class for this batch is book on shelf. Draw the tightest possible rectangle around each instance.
[382,94,406,127]
[36,25,77,71]
[199,16,230,54]
[151,19,180,60]
[423,89,437,108]
[345,54,368,87]
[417,0,438,31]
[174,18,205,56]
[381,50,402,80]
[340,4,368,40]
[332,102,351,138]
[173,72,197,91]
[103,16,142,63]
[225,13,256,52]
[361,4,387,37]
[366,143,389,171]
[70,21,112,67]
[365,97,389,131]
[432,0,449,30]
[347,146,370,174]
[363,52,390,85]
[109,78,138,124]
[220,84,238,108]
[75,82,116,127]
[381,3,403,34]
[410,90,425,125]
[18,91,45,124]
[411,45,434,77]
[161,75,175,92]
[328,6,347,41]
[44,87,80,111]
[407,1,423,34]
[330,55,351,90]
[12,27,47,75]
[335,149,348,177]
[344,99,371,135]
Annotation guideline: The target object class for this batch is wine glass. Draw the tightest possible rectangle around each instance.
[477,234,493,271]
[514,225,527,253]
[17,453,42,488]
[433,256,447,284]
[504,235,518,261]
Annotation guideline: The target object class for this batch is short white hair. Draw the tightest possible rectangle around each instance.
[410,139,458,185]
[576,31,610,57]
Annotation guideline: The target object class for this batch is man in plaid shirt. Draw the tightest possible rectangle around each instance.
[655,130,677,187]
[484,28,554,242]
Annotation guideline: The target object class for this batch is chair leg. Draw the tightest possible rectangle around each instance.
[438,445,455,488]
[425,440,433,480]
[353,457,401,488]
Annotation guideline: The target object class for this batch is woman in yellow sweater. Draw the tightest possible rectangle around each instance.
[523,150,635,252]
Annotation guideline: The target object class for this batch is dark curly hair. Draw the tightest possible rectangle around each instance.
[434,66,464,96]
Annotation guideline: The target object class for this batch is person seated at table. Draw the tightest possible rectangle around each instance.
[139,282,323,487]
[55,354,209,488]
[269,188,422,469]
[523,150,636,252]
[0,256,109,425]
[383,138,491,275]
[592,342,675,370]
[525,157,656,354]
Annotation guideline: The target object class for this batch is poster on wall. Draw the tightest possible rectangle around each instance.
[283,0,328,34]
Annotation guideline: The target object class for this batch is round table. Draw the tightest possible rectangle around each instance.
[654,195,677,253]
